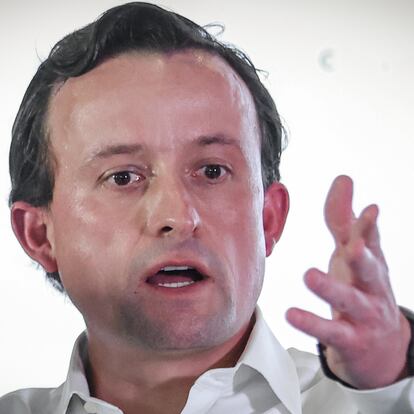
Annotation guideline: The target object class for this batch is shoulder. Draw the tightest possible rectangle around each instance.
[0,385,64,414]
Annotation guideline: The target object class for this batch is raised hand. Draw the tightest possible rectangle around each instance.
[286,175,411,389]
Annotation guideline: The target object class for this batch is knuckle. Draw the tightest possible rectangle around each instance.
[368,299,391,322]
[333,286,358,314]
[335,298,349,313]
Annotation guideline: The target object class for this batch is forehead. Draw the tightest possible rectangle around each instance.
[51,49,252,104]
[47,50,260,156]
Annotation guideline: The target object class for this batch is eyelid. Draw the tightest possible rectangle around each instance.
[100,164,147,177]
[201,164,230,173]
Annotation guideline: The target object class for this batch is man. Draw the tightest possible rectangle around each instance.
[1,2,413,413]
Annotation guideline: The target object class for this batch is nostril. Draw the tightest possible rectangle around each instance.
[161,226,173,233]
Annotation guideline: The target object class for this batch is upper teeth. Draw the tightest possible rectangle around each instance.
[161,266,193,271]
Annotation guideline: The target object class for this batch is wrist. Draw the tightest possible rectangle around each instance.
[399,306,414,377]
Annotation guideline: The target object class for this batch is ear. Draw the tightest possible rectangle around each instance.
[10,201,57,273]
[263,182,289,256]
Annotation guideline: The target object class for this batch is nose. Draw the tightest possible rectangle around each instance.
[143,175,200,239]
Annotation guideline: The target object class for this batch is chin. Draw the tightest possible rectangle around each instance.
[117,302,247,352]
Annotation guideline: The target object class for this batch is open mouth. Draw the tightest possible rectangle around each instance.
[146,265,206,288]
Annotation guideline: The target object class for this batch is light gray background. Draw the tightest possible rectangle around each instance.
[1,0,413,395]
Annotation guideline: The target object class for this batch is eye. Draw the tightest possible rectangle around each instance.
[197,164,229,181]
[107,171,143,186]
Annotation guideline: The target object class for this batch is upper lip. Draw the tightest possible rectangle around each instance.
[143,257,211,283]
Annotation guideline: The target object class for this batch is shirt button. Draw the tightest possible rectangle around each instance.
[84,401,99,413]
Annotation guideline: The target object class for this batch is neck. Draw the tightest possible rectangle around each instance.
[85,315,255,414]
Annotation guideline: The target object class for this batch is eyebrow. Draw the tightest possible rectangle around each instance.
[195,134,239,147]
[84,134,239,165]
[87,143,144,162]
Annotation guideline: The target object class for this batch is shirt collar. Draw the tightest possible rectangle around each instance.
[238,308,302,414]
[56,308,302,414]
[56,332,91,413]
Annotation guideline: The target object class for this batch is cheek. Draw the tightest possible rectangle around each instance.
[50,188,134,295]
[222,177,265,257]
[200,181,265,290]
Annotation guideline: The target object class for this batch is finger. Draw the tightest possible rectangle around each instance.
[344,236,389,295]
[304,268,371,321]
[352,204,385,261]
[324,175,355,245]
[286,307,353,348]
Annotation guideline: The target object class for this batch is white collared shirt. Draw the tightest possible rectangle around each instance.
[1,309,413,414]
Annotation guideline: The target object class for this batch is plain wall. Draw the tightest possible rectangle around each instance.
[0,0,413,395]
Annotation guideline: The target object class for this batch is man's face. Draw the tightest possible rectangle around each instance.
[45,50,274,350]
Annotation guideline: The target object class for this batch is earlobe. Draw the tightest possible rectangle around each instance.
[11,202,58,273]
[263,182,289,256]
